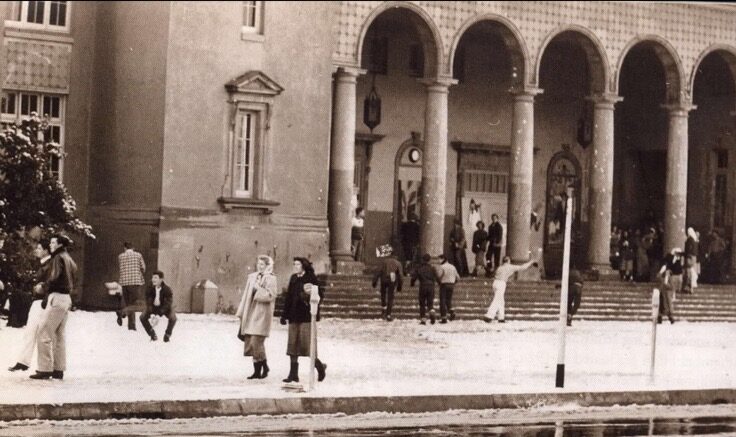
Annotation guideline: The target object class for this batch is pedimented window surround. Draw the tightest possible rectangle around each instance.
[219,71,283,213]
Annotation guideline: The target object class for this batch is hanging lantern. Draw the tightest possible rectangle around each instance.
[363,76,381,132]
[577,103,593,149]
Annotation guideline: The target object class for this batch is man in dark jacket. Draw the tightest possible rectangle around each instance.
[372,246,403,321]
[410,254,439,325]
[487,214,504,275]
[140,271,177,342]
[567,268,583,326]
[471,221,488,277]
[30,234,77,380]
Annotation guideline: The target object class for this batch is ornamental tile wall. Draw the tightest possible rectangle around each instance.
[3,38,72,93]
[333,1,736,100]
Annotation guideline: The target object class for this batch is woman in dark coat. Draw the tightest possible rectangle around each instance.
[280,257,327,383]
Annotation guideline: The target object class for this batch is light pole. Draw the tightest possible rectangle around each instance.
[555,187,573,388]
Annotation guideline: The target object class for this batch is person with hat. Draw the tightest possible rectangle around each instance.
[372,245,403,321]
[30,234,77,380]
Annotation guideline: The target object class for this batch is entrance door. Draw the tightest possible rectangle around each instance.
[394,142,423,265]
[544,151,582,278]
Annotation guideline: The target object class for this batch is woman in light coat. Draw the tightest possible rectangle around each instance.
[236,255,278,380]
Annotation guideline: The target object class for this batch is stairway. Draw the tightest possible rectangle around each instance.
[307,275,736,322]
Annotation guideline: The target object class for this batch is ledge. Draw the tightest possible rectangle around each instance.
[217,197,280,214]
[451,141,540,155]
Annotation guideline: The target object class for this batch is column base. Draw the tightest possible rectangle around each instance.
[331,257,366,275]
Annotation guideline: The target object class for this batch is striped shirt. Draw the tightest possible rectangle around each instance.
[119,249,146,286]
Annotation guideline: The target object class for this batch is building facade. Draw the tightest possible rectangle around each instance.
[2,1,735,312]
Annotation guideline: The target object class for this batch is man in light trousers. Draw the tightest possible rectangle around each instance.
[7,240,51,372]
[30,234,77,380]
[484,256,537,323]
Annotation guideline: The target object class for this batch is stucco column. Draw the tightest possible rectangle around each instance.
[662,102,696,253]
[586,94,622,271]
[419,77,456,259]
[328,67,364,271]
[507,88,542,263]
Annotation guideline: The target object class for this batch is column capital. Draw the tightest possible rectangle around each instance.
[586,93,623,109]
[418,76,458,92]
[510,86,543,101]
[661,102,697,116]
[332,66,367,81]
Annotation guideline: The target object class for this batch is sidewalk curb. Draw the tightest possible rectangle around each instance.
[1,389,735,421]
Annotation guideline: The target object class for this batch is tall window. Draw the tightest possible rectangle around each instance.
[242,1,263,34]
[234,111,258,197]
[1,90,65,179]
[5,1,70,31]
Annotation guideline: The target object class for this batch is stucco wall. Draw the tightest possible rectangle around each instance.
[84,2,171,308]
[87,2,169,207]
[156,1,337,311]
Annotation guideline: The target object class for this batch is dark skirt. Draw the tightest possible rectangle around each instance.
[286,322,317,357]
[243,334,266,361]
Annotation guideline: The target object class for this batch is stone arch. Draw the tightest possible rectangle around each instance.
[615,35,685,104]
[690,44,736,99]
[534,25,610,95]
[448,13,529,88]
[356,1,443,78]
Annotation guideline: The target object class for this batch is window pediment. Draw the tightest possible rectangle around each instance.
[225,71,284,97]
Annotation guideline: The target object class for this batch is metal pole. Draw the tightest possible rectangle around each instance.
[556,191,573,388]
[308,284,320,392]
[650,288,660,383]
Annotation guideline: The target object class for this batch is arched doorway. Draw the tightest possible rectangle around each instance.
[690,49,736,283]
[614,40,681,234]
[394,136,423,266]
[544,150,582,277]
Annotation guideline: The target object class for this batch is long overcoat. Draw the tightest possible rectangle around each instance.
[236,271,278,337]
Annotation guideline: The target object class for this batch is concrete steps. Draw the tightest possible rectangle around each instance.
[303,275,736,322]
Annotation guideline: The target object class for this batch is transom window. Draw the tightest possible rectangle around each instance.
[4,1,70,31]
[1,90,65,180]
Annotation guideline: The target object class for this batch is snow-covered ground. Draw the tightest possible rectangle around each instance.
[0,312,734,404]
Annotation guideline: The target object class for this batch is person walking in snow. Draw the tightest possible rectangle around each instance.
[8,239,51,373]
[280,257,327,383]
[372,245,403,321]
[437,254,459,323]
[410,253,439,325]
[657,248,683,324]
[483,255,537,323]
[117,242,146,331]
[236,255,278,380]
[30,234,77,380]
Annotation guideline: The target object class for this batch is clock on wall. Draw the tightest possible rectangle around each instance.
[408,148,421,163]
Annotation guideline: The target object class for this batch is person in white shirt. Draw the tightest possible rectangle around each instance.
[351,207,365,262]
[437,254,459,323]
[483,256,538,323]
[140,271,176,342]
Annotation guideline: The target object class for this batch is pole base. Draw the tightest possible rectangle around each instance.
[555,364,565,388]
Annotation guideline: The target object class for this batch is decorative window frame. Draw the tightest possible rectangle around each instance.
[218,71,283,213]
[4,1,72,33]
